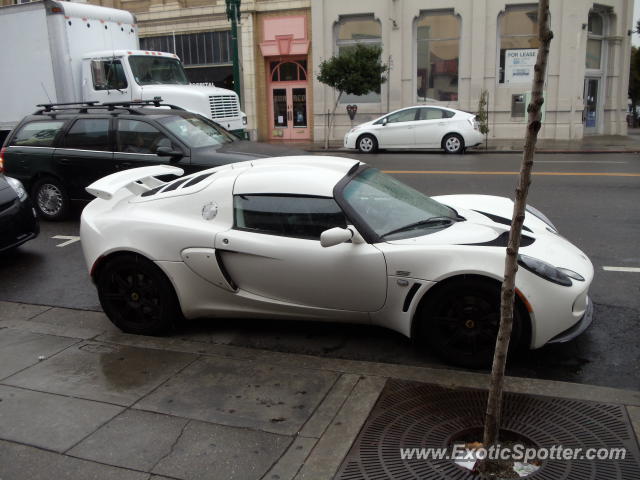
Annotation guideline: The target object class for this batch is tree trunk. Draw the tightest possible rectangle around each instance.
[325,91,343,150]
[483,0,553,449]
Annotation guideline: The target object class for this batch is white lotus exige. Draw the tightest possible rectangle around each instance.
[81,156,594,368]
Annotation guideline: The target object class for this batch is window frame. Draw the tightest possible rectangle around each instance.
[9,119,68,148]
[232,193,349,241]
[61,117,113,152]
[586,11,606,72]
[115,118,180,155]
[414,9,461,103]
[497,4,540,85]
[90,59,128,91]
[334,14,383,104]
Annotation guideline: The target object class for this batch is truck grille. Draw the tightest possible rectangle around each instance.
[209,95,239,119]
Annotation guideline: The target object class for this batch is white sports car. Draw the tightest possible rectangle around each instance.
[343,106,485,154]
[80,157,594,368]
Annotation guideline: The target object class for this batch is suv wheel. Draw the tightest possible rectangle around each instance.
[32,177,69,221]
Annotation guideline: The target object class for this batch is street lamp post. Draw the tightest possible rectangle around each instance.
[225,0,242,103]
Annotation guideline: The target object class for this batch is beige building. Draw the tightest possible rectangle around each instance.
[3,0,633,142]
[312,0,634,142]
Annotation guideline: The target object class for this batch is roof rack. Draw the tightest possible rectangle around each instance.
[32,98,185,116]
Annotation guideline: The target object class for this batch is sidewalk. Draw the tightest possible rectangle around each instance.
[0,300,639,480]
[294,131,640,154]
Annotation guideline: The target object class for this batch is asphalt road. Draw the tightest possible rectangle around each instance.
[1,151,638,390]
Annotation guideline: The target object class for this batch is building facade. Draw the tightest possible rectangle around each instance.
[3,0,633,142]
[312,0,633,142]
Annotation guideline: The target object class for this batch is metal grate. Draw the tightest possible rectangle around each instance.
[335,380,640,480]
[209,95,239,119]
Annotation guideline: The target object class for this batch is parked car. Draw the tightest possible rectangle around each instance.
[1,101,302,220]
[344,106,484,154]
[80,156,594,368]
[0,174,39,252]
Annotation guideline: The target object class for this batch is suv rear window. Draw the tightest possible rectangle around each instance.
[10,120,66,147]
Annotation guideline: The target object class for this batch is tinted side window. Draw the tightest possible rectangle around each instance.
[117,119,174,154]
[63,119,111,151]
[10,120,66,147]
[419,108,452,120]
[386,108,418,124]
[234,195,348,240]
[91,60,128,90]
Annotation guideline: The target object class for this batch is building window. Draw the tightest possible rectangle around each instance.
[271,61,307,82]
[498,5,540,84]
[140,31,233,89]
[586,11,604,70]
[511,94,526,117]
[335,14,382,104]
[416,11,460,102]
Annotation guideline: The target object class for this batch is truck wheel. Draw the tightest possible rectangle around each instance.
[32,177,69,221]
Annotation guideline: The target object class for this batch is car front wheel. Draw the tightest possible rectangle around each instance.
[96,254,182,336]
[442,133,465,154]
[32,177,69,221]
[416,278,523,368]
[357,134,378,153]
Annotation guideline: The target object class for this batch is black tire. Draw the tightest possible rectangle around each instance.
[357,134,378,153]
[96,254,182,336]
[415,278,523,369]
[32,177,70,221]
[442,133,465,154]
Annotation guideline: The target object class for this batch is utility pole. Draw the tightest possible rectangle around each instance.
[225,0,242,102]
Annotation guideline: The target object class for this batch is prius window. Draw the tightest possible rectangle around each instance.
[419,108,454,120]
[385,108,419,124]
[234,195,347,240]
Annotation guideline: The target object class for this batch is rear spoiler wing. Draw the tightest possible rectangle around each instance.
[85,165,184,200]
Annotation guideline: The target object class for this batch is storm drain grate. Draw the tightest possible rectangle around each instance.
[335,379,640,480]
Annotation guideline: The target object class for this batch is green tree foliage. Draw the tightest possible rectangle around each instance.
[629,46,640,126]
[476,89,490,137]
[317,44,388,148]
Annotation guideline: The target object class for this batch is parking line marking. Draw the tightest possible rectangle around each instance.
[382,170,640,177]
[52,235,81,247]
[602,266,640,273]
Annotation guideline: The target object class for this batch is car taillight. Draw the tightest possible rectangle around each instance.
[0,147,5,173]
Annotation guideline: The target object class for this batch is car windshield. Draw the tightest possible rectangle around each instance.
[158,115,235,148]
[128,56,189,86]
[341,168,458,240]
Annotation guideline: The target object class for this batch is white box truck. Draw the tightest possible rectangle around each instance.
[0,0,247,143]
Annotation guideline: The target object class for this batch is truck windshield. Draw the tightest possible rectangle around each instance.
[129,56,189,86]
[159,115,235,148]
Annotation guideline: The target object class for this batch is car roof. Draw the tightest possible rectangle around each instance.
[233,156,360,197]
[21,106,190,122]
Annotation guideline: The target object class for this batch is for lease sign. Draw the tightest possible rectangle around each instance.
[505,49,538,84]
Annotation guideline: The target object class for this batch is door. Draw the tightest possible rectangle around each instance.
[270,86,310,140]
[583,78,600,134]
[215,194,387,312]
[375,108,419,147]
[413,107,452,148]
[53,117,114,199]
[83,58,132,105]
[113,119,190,173]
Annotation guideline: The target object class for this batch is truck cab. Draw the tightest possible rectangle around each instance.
[82,50,247,136]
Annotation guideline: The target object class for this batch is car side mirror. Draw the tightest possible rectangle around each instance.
[320,227,364,248]
[156,146,183,160]
[381,117,388,126]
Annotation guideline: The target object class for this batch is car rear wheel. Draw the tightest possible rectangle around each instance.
[357,134,378,153]
[442,133,465,154]
[96,254,182,336]
[416,278,523,368]
[32,177,69,221]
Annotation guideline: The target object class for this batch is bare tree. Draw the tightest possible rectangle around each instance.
[483,0,553,448]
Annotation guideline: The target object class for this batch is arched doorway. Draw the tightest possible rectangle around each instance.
[268,59,310,140]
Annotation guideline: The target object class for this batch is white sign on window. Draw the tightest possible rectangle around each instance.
[505,49,538,84]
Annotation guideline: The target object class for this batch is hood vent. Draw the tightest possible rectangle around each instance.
[460,232,535,247]
[473,210,533,233]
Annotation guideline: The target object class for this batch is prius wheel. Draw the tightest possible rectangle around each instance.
[32,177,69,221]
[96,254,182,336]
[416,278,522,369]
[442,133,465,154]
[357,134,378,153]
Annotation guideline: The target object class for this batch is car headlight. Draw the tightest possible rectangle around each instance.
[526,204,557,232]
[518,254,579,286]
[6,176,27,201]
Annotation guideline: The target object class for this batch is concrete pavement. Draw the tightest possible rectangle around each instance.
[0,301,639,480]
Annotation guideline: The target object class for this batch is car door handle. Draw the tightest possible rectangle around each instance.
[117,162,132,169]
[57,158,71,165]
[438,122,446,126]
